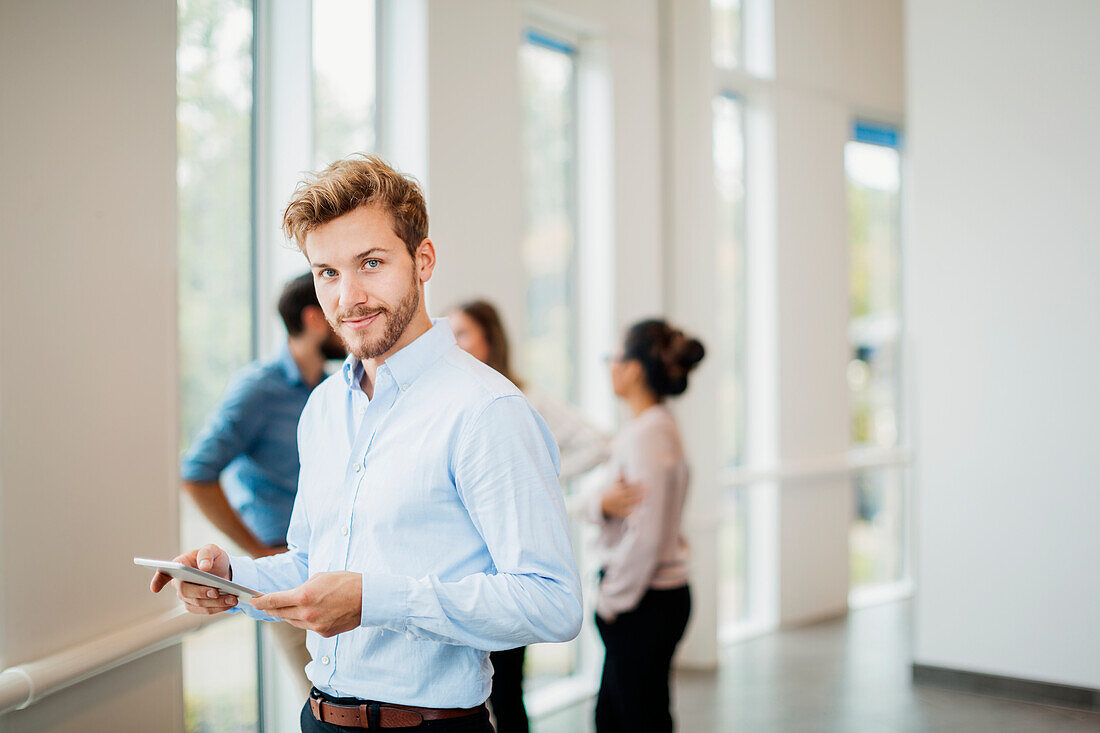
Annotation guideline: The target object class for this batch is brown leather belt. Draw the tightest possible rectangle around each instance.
[308,691,484,729]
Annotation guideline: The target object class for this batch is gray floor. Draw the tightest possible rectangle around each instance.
[533,601,1099,733]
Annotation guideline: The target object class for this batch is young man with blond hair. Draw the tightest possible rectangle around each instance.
[153,156,582,732]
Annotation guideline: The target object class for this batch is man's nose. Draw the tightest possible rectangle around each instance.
[338,274,369,309]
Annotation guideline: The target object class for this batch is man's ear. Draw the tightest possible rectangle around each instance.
[415,238,437,284]
[302,305,329,334]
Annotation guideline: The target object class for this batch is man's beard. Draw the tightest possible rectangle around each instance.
[330,278,421,361]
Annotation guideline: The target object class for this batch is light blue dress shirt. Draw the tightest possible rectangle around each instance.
[180,346,312,546]
[229,319,583,708]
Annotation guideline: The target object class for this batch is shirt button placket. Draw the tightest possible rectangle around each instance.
[318,642,336,686]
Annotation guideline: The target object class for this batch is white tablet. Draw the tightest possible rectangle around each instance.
[135,557,261,600]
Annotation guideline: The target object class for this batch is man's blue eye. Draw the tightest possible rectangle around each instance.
[321,269,337,278]
[365,259,380,269]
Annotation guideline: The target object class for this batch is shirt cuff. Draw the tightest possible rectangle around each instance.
[179,460,222,483]
[360,572,410,631]
[228,554,261,593]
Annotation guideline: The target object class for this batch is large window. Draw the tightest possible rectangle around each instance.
[178,2,378,730]
[847,126,901,450]
[519,31,579,404]
[845,122,907,594]
[713,93,751,628]
[178,0,255,453]
[518,28,596,700]
[312,0,376,168]
[177,1,259,731]
[713,93,748,468]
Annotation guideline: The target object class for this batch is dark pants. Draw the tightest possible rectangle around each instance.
[300,691,494,733]
[488,646,529,733]
[594,586,691,733]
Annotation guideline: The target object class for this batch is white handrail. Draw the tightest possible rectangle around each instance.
[0,449,913,715]
[718,447,913,489]
[0,607,223,714]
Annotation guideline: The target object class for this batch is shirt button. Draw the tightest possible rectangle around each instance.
[353,463,362,473]
[401,383,409,391]
[341,526,349,536]
[357,406,366,414]
[321,656,331,665]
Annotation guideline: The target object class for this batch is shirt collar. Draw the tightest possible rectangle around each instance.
[341,318,456,393]
[277,343,307,386]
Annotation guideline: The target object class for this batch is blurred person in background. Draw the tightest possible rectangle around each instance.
[180,272,345,697]
[449,299,612,733]
[581,319,705,733]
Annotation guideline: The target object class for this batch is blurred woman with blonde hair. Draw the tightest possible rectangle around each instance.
[449,299,610,733]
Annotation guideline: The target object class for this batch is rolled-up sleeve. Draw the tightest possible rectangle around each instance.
[358,395,583,650]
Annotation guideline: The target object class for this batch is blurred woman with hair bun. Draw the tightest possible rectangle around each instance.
[448,299,611,733]
[583,318,705,733]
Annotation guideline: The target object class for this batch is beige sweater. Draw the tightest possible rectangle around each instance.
[583,404,690,621]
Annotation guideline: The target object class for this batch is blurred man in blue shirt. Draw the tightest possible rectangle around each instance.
[180,272,345,694]
[155,157,581,732]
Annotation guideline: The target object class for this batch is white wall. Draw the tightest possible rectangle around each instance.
[0,1,184,729]
[907,0,1100,689]
[420,0,527,337]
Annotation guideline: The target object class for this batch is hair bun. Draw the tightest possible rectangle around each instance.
[623,319,706,398]
[668,331,706,372]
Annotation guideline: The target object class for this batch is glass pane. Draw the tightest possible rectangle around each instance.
[183,616,260,733]
[178,0,258,730]
[713,95,747,467]
[712,0,743,69]
[850,468,906,588]
[519,40,578,404]
[846,140,901,448]
[719,489,750,627]
[313,0,377,168]
[178,0,255,450]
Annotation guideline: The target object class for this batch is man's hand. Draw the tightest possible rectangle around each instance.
[150,543,239,615]
[251,572,363,638]
[601,475,645,519]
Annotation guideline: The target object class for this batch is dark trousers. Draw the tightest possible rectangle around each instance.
[594,586,691,733]
[300,692,494,733]
[488,646,529,733]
